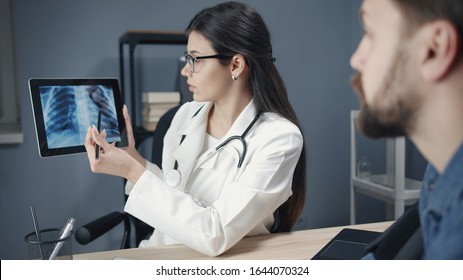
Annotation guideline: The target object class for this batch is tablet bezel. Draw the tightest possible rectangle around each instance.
[29,78,127,157]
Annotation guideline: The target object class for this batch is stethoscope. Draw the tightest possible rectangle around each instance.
[165,109,262,188]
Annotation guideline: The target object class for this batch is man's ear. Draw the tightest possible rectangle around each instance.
[421,20,460,82]
[230,54,247,79]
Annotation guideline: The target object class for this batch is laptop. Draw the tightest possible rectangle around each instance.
[312,228,381,260]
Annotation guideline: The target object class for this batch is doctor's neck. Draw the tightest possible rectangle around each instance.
[208,94,252,137]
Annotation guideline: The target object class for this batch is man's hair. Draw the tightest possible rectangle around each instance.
[392,0,462,55]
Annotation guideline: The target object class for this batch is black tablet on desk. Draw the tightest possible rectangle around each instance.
[312,228,381,260]
[29,78,128,157]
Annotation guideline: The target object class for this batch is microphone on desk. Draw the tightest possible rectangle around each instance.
[75,211,131,249]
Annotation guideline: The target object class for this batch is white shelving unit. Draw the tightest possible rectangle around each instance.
[350,110,421,224]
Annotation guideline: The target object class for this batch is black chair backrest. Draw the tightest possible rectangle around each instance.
[132,105,182,246]
[151,105,182,166]
[364,202,424,259]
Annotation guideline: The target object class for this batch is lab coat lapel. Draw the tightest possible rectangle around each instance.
[173,103,212,186]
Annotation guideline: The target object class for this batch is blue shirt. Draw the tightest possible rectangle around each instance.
[419,142,463,259]
[362,142,463,260]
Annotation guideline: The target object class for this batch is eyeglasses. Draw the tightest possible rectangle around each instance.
[184,52,232,73]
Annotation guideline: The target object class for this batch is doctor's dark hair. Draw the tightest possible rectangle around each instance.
[186,1,307,233]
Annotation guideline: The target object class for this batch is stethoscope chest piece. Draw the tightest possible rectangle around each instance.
[165,169,181,187]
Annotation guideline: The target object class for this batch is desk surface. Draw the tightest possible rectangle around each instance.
[74,221,393,260]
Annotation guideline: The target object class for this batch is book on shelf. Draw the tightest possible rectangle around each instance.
[141,91,180,131]
[142,91,180,103]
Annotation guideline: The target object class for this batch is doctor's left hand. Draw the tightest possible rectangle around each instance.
[84,125,145,183]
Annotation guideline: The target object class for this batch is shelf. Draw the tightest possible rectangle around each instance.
[0,128,23,144]
[119,30,188,147]
[350,110,421,224]
[352,174,421,204]
[119,30,187,46]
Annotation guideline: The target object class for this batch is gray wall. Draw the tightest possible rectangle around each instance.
[0,0,426,259]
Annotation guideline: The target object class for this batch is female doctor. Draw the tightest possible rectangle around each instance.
[85,1,307,257]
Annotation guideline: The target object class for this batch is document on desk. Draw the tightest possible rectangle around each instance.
[312,228,380,260]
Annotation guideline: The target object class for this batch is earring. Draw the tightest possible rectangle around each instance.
[232,74,238,81]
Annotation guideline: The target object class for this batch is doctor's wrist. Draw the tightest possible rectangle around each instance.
[125,160,145,184]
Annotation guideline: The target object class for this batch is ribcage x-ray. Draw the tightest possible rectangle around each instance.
[40,85,120,149]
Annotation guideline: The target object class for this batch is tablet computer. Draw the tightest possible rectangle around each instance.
[29,78,128,157]
[311,228,381,260]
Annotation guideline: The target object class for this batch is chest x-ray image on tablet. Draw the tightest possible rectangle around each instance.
[29,78,127,157]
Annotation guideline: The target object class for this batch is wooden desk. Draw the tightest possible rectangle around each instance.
[74,221,392,260]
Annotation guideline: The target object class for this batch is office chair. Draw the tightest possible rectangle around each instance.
[75,105,182,249]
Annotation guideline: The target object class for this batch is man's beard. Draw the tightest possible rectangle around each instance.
[350,51,417,139]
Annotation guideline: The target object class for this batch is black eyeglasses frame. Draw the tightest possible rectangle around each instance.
[184,52,233,73]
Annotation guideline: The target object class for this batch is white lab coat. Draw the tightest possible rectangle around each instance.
[124,99,303,256]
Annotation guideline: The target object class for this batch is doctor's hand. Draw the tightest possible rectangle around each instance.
[84,124,145,183]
